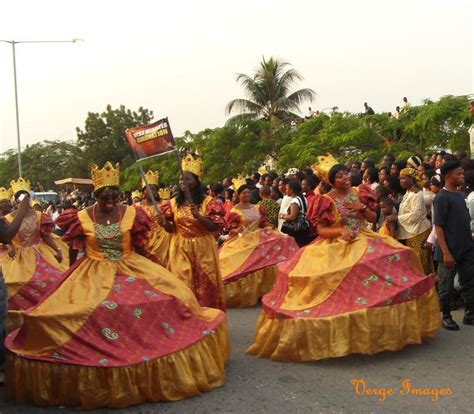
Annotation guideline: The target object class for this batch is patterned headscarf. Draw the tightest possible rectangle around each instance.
[400,167,423,187]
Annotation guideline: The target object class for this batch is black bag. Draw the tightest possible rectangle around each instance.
[281,196,310,236]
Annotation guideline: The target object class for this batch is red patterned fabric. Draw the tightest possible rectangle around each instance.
[206,199,226,232]
[160,201,173,220]
[131,206,152,248]
[358,184,378,211]
[57,209,86,251]
[307,194,335,227]
[224,211,241,232]
[40,213,54,235]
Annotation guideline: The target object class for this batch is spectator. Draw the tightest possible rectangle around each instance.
[378,196,397,238]
[390,160,406,177]
[258,185,279,229]
[379,166,391,184]
[362,166,379,190]
[277,178,292,230]
[394,106,401,119]
[434,160,474,330]
[402,97,412,112]
[381,154,396,169]
[364,102,375,115]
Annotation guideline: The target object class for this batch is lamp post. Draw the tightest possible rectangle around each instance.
[0,39,83,177]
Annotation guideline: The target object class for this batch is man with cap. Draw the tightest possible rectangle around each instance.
[434,160,474,330]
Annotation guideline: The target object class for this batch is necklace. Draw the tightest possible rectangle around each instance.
[92,204,123,239]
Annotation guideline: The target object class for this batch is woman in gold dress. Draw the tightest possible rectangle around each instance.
[220,183,299,308]
[5,162,230,409]
[2,178,69,331]
[135,170,172,268]
[248,161,440,362]
[163,154,226,311]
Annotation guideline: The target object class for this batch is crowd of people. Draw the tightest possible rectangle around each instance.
[0,147,473,409]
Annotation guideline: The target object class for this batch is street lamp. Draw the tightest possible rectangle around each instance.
[0,38,83,177]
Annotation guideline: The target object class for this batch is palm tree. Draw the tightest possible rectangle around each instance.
[225,57,316,125]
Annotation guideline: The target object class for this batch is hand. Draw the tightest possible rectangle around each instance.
[190,204,200,219]
[346,201,365,212]
[385,214,398,223]
[55,249,63,263]
[17,195,30,217]
[340,227,354,242]
[443,251,456,271]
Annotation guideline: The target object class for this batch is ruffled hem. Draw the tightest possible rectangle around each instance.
[224,266,277,308]
[247,288,440,362]
[6,319,230,409]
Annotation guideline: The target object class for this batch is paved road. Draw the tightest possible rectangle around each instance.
[1,307,472,414]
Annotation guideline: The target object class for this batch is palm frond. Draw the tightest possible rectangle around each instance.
[225,112,259,126]
[235,73,267,105]
[225,99,264,116]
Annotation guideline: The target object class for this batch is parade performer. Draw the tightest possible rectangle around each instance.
[5,162,229,409]
[0,187,14,266]
[163,153,226,311]
[136,171,172,268]
[248,157,440,362]
[2,179,69,331]
[219,180,299,308]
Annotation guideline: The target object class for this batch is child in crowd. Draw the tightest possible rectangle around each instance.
[378,196,397,238]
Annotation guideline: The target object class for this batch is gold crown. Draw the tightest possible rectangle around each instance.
[10,177,31,195]
[182,153,204,178]
[311,154,338,183]
[142,170,159,188]
[258,166,268,176]
[233,175,247,191]
[0,187,12,202]
[131,190,142,200]
[32,199,41,208]
[91,162,120,191]
[158,188,171,200]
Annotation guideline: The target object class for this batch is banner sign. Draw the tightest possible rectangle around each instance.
[125,118,176,160]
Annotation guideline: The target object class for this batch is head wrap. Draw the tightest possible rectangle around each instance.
[400,167,423,187]
[407,155,422,169]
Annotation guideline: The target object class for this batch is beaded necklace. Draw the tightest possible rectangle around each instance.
[92,203,123,239]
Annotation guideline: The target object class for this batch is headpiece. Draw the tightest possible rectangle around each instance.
[158,187,171,200]
[142,170,159,188]
[31,199,41,208]
[407,155,422,169]
[233,176,247,191]
[285,168,299,177]
[0,187,12,202]
[10,177,31,195]
[131,190,142,200]
[400,167,423,187]
[181,153,204,178]
[91,162,120,191]
[258,166,268,176]
[311,154,338,183]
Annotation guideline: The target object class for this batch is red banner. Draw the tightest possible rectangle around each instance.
[125,118,176,160]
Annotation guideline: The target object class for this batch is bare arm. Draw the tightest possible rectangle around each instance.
[281,203,299,221]
[41,232,63,263]
[435,225,455,270]
[0,197,30,243]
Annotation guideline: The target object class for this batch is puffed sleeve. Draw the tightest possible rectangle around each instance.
[225,210,242,231]
[357,184,378,210]
[307,194,336,227]
[40,213,55,234]
[131,206,153,247]
[160,200,174,220]
[205,198,226,232]
[258,204,269,227]
[56,209,85,251]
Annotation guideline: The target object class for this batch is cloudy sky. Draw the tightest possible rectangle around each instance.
[0,0,472,153]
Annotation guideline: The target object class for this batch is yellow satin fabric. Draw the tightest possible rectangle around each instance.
[224,266,277,308]
[6,320,230,409]
[248,288,441,361]
[281,229,419,311]
[141,204,172,268]
[220,229,262,277]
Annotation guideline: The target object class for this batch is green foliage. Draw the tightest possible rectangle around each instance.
[226,57,315,125]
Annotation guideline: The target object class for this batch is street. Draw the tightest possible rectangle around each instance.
[1,306,472,414]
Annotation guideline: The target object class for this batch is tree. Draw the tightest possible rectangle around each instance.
[225,57,316,125]
[76,105,154,170]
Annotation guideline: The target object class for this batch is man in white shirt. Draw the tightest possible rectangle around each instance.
[278,178,292,231]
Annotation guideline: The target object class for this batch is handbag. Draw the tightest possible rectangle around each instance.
[281,196,310,236]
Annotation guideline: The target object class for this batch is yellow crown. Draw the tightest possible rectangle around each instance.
[233,175,247,191]
[32,199,41,208]
[182,153,204,178]
[311,154,338,183]
[142,170,159,188]
[158,188,171,200]
[0,187,12,202]
[258,166,268,176]
[131,190,142,200]
[10,177,31,195]
[91,162,120,191]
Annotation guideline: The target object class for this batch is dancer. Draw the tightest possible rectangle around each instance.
[248,158,440,362]
[5,162,229,409]
[219,180,299,308]
[2,178,69,331]
[163,153,226,310]
[137,170,172,268]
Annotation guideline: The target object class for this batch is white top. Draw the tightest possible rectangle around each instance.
[290,196,308,214]
[397,190,431,240]
[466,192,474,235]
[278,195,292,230]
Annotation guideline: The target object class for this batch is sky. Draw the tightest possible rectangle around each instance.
[0,0,473,153]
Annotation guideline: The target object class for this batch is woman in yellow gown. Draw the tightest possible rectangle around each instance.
[135,170,172,268]
[5,162,230,409]
[163,154,226,310]
[2,179,69,331]
[248,163,440,362]
[220,184,299,308]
